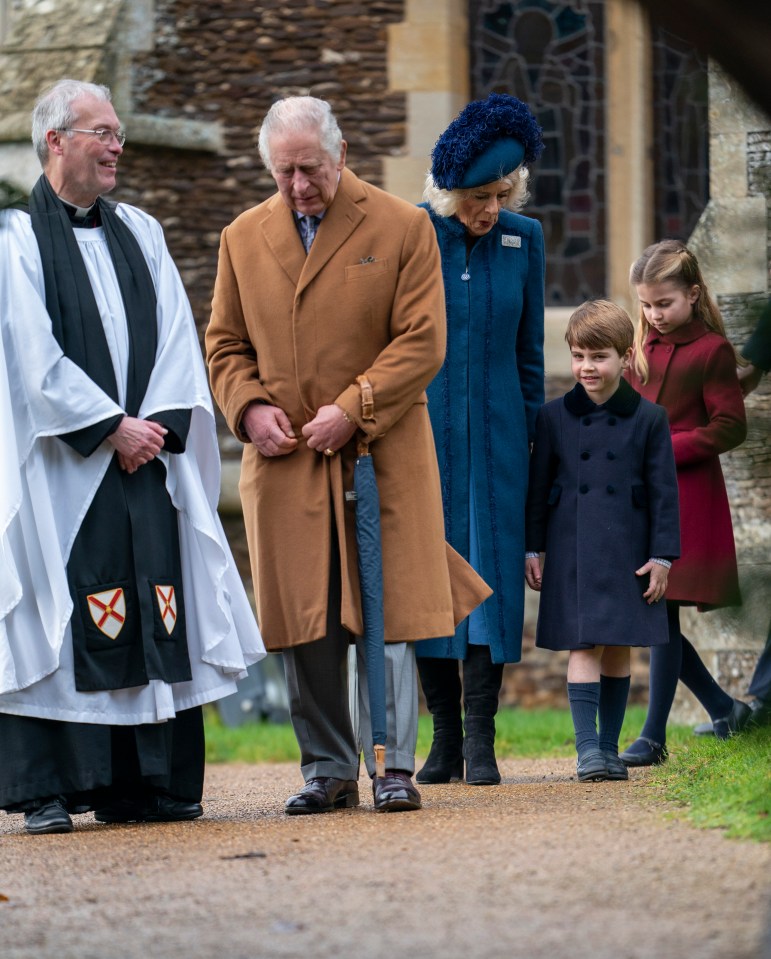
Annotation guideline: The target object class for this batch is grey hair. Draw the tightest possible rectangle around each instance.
[422,166,531,218]
[258,96,343,171]
[32,79,112,166]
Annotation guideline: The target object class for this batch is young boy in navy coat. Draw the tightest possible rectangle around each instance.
[525,300,680,781]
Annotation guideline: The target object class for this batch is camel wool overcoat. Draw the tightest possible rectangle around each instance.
[206,168,491,650]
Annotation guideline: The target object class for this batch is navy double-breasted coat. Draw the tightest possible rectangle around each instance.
[526,380,680,651]
[416,206,545,664]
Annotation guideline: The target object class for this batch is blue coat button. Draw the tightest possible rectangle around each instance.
[579,484,589,494]
[606,485,615,494]
[581,451,590,460]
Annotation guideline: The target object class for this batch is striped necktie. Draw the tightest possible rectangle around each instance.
[299,215,320,253]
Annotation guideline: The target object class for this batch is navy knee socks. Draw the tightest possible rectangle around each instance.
[642,603,733,744]
[680,636,733,720]
[598,675,631,754]
[567,682,600,759]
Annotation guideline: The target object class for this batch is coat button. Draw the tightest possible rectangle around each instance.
[579,484,589,494]
[607,416,616,425]
[583,417,592,426]
[581,451,590,460]
[607,451,615,460]
[606,485,615,494]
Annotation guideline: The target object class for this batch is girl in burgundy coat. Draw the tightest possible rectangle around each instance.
[621,240,751,766]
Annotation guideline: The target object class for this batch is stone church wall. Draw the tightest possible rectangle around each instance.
[114,0,407,335]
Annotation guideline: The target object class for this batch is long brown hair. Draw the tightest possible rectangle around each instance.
[629,240,740,383]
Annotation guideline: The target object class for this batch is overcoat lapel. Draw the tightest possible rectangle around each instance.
[260,199,305,287]
[638,320,708,403]
[637,333,668,403]
[257,173,367,294]
[298,171,367,295]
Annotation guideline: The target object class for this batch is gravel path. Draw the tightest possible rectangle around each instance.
[1,759,769,959]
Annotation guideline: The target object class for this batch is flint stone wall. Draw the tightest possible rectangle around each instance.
[115,0,408,338]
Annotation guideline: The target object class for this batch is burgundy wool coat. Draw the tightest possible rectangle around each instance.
[627,317,746,609]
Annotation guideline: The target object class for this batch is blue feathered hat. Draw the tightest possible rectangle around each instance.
[431,93,543,191]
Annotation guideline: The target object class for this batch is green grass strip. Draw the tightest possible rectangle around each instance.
[205,704,678,762]
[650,723,771,842]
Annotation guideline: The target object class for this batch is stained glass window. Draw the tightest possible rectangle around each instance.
[469,3,709,304]
[470,0,607,304]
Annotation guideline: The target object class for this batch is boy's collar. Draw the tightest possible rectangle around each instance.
[563,377,641,417]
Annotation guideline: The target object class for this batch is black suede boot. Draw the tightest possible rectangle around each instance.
[462,645,504,785]
[416,657,464,784]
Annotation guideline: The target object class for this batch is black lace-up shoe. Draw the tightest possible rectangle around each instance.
[24,797,73,835]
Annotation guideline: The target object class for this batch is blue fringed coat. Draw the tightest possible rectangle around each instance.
[415,205,545,664]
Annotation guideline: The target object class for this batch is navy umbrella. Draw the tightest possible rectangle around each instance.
[352,441,387,780]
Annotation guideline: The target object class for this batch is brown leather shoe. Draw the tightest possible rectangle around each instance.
[284,777,360,815]
[372,771,422,812]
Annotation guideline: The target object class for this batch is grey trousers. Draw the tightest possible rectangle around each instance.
[283,629,419,782]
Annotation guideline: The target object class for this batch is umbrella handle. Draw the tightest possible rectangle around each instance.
[374,743,386,779]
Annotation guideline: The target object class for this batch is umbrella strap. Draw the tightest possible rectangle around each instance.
[374,743,386,779]
[355,374,376,421]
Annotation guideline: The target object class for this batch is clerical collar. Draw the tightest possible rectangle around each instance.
[59,196,102,227]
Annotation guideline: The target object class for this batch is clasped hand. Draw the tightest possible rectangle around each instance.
[243,402,356,457]
[108,416,167,474]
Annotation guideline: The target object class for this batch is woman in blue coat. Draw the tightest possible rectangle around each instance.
[415,94,545,785]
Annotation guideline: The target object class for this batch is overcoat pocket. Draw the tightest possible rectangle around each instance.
[345,258,390,280]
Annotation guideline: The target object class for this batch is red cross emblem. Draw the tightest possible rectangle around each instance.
[86,588,126,640]
[155,585,177,635]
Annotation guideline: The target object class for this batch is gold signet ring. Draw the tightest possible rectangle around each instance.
[323,448,336,457]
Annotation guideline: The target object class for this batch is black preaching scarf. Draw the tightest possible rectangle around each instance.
[29,175,158,423]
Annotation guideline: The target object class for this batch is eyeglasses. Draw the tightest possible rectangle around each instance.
[59,128,127,147]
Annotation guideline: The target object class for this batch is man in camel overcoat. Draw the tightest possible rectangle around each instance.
[206,96,489,815]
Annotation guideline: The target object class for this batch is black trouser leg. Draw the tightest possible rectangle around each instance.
[416,657,463,783]
[462,644,504,785]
